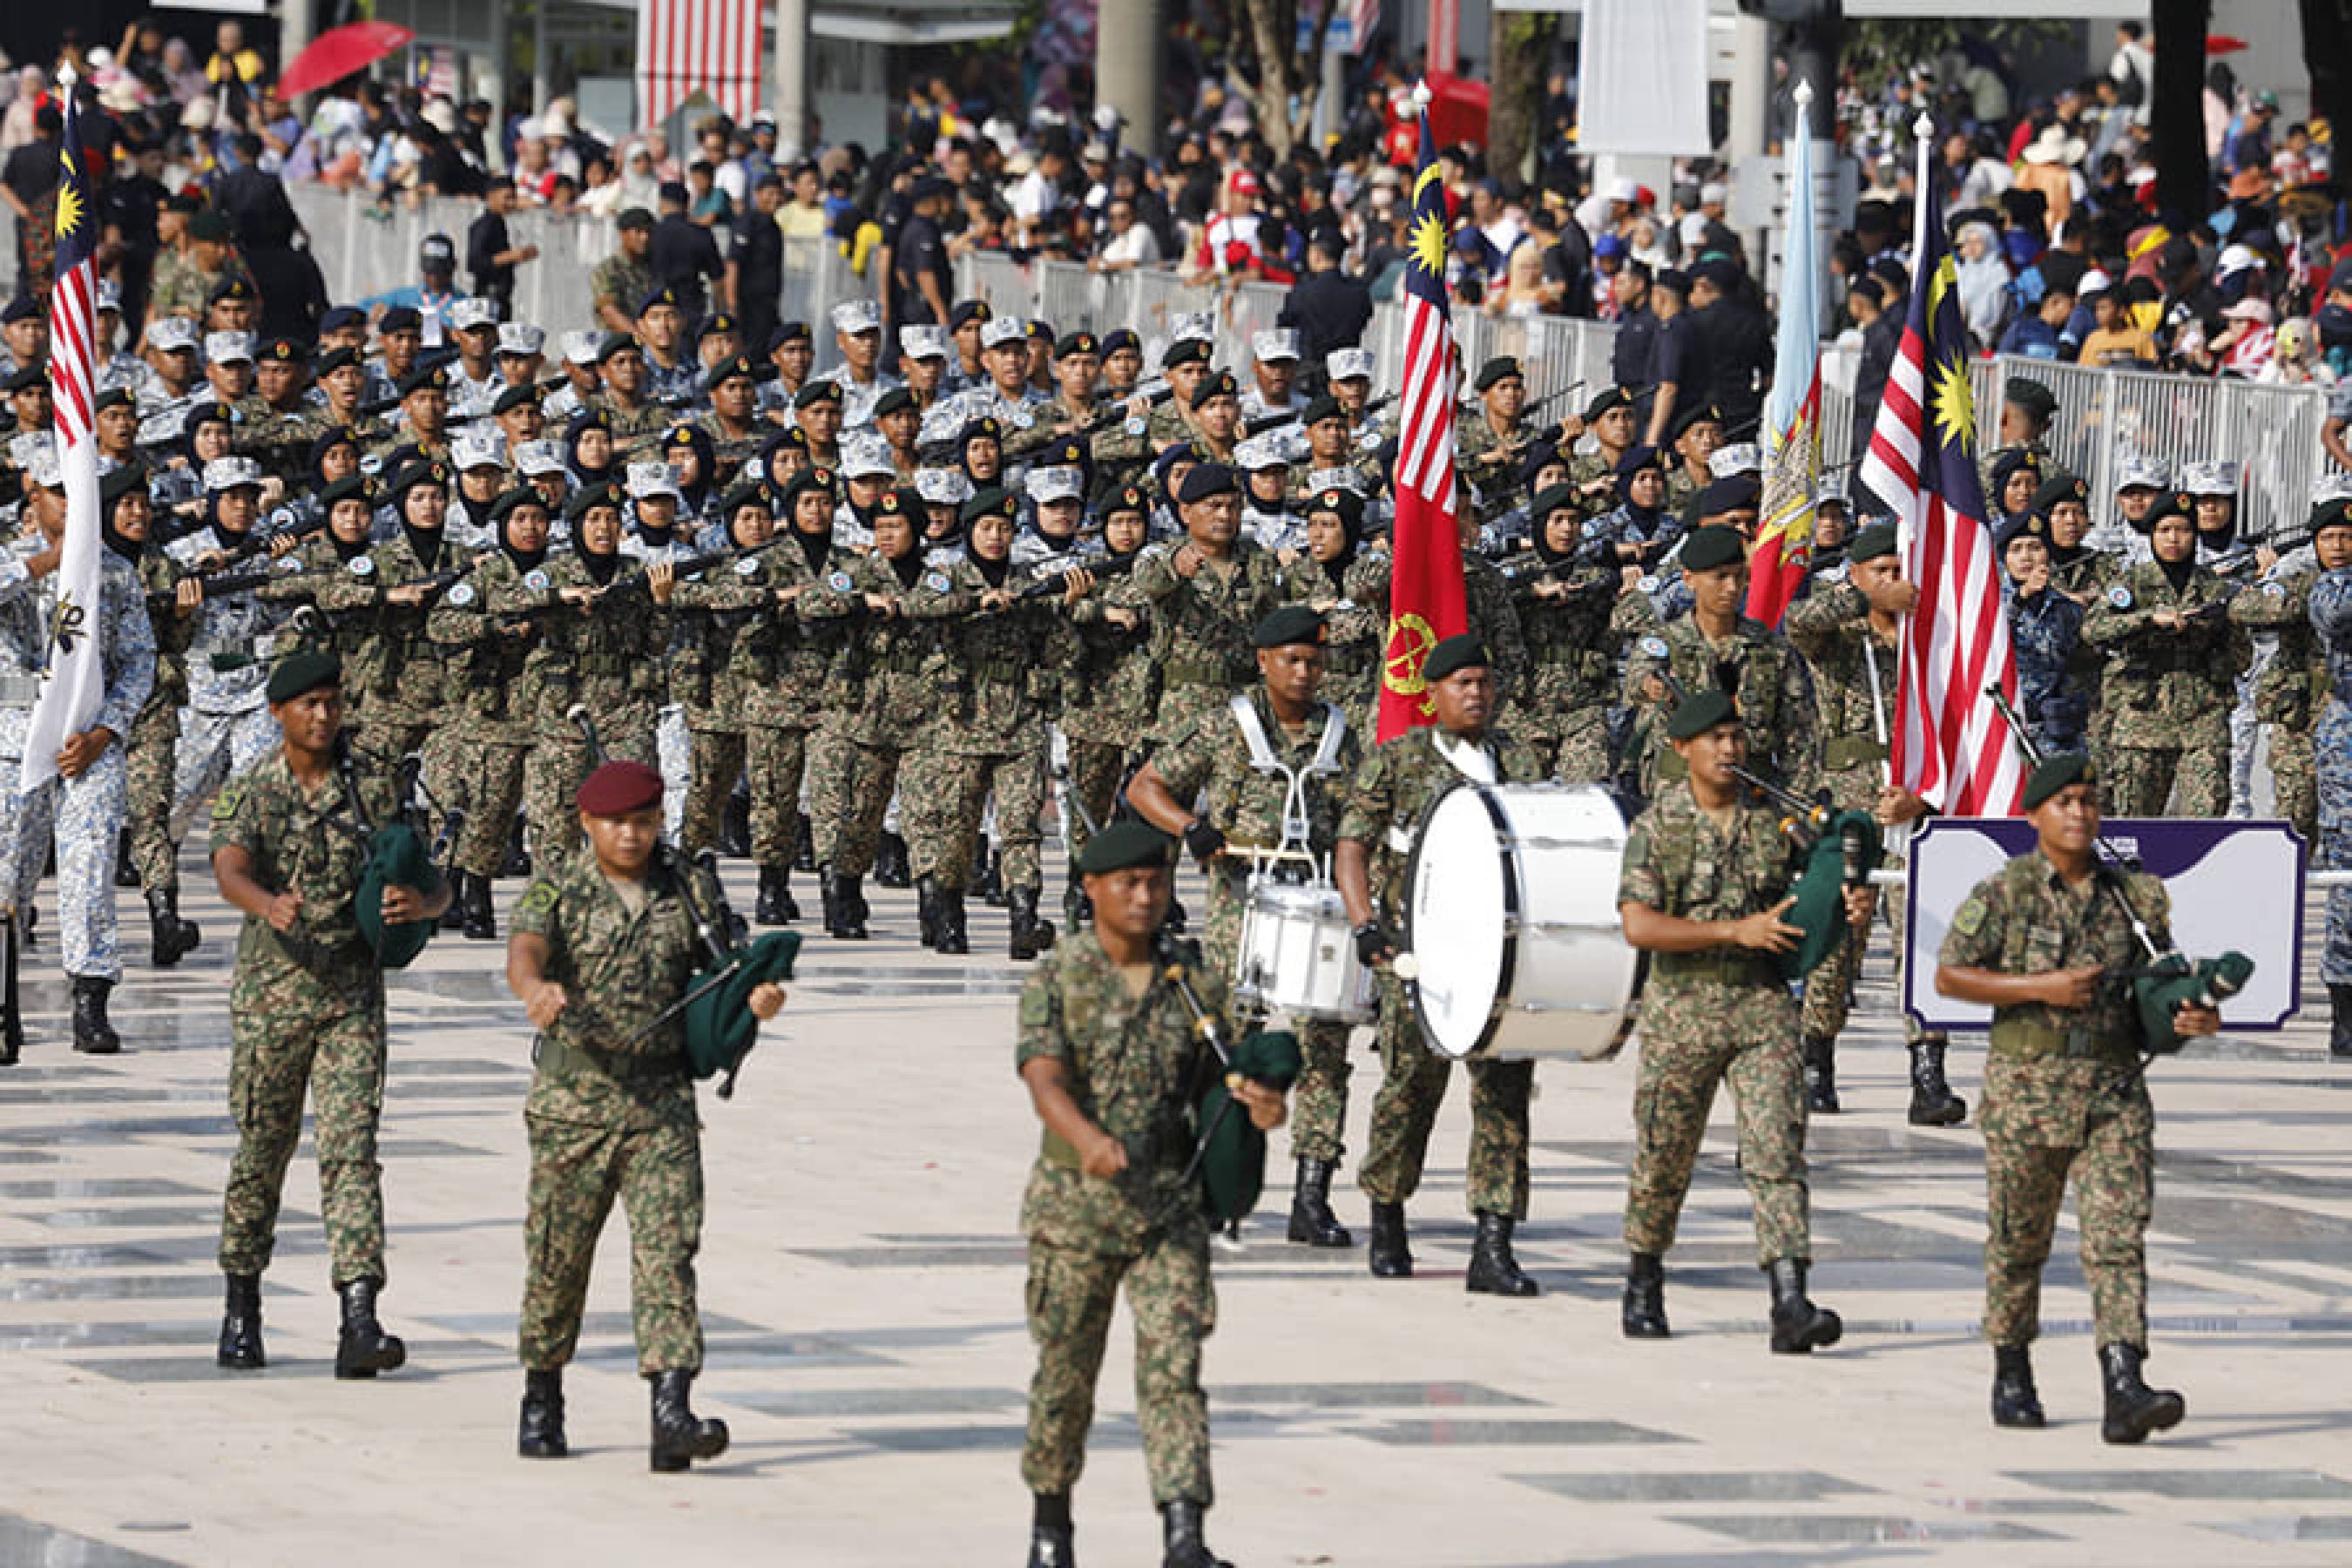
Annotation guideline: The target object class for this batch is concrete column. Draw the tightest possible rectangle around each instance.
[532,0,551,119]
[1095,0,1159,158]
[1726,12,1770,278]
[774,0,811,162]
[279,0,315,91]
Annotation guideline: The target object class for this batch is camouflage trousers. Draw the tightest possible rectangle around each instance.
[170,704,279,843]
[679,727,748,859]
[524,721,656,873]
[741,724,814,869]
[518,1113,706,1376]
[1061,735,1131,865]
[2269,725,2315,842]
[1022,1230,1214,1507]
[1529,713,1613,787]
[1979,1055,2153,1348]
[125,699,180,891]
[809,732,905,876]
[1624,977,1810,1267]
[2321,702,2352,983]
[218,991,388,1285]
[362,714,463,848]
[1200,868,1355,1167]
[453,741,531,880]
[904,743,1047,893]
[1357,970,1531,1219]
[2099,741,2227,819]
[0,743,127,981]
[658,706,691,843]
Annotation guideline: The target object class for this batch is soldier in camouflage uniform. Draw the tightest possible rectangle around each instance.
[1335,637,1545,1295]
[1054,489,1156,918]
[801,490,935,937]
[2226,499,2349,842]
[670,486,771,859]
[166,457,288,865]
[1128,606,1364,1251]
[208,652,447,1376]
[905,488,1076,960]
[310,461,464,787]
[1143,342,1216,456]
[1977,375,2058,505]
[1783,523,1968,1125]
[1566,387,1643,524]
[1283,487,1383,739]
[2080,497,2248,816]
[1509,484,1626,782]
[589,209,657,336]
[588,336,673,452]
[1997,510,2092,758]
[1623,525,1818,798]
[1456,357,1540,534]
[1614,690,1854,1352]
[696,355,769,478]
[1016,820,1287,1568]
[1348,512,1531,706]
[2308,548,2352,1061]
[110,469,205,968]
[507,759,783,1470]
[1129,464,1293,745]
[428,489,554,939]
[148,211,254,321]
[1936,753,2211,1442]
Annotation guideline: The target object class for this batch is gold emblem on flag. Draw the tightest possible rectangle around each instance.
[1382,612,1436,711]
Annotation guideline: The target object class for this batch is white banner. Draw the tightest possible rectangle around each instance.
[1573,0,1711,157]
[1900,818,2306,1032]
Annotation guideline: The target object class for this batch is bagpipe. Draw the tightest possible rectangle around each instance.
[1985,684,2253,1056]
[1727,765,1882,982]
[567,706,794,1098]
[1150,932,1301,1230]
[333,739,452,970]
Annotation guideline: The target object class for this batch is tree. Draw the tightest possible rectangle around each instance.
[1487,13,1556,184]
[2151,0,2209,221]
[1235,0,1336,159]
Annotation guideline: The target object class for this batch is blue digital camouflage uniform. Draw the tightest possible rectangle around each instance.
[2308,567,2352,986]
[2007,582,2090,756]
[164,522,285,843]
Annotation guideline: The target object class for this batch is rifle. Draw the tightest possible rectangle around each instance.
[492,537,793,632]
[939,551,1141,618]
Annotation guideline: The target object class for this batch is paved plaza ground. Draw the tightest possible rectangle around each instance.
[2,851,2349,1566]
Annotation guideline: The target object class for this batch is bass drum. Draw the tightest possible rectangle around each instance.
[1401,781,1640,1062]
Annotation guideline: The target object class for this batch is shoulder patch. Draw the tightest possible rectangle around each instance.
[347,555,375,577]
[210,784,243,823]
[524,569,551,591]
[1012,409,1035,429]
[1017,983,1052,1029]
[2263,581,2286,598]
[1951,894,1988,937]
[2106,584,2133,609]
[519,881,559,916]
[1639,635,1669,659]
[828,569,855,591]
[925,571,950,591]
[733,555,761,577]
[1637,575,1659,595]
[1124,416,1146,436]
[447,581,476,607]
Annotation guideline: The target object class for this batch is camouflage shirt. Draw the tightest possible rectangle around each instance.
[2079,559,2250,750]
[1510,559,1622,745]
[1623,613,1818,794]
[1060,571,1158,749]
[426,551,539,742]
[212,747,400,1010]
[1939,847,2172,1065]
[1151,686,1363,859]
[1616,781,1806,991]
[1336,724,1541,920]
[1782,581,1898,807]
[800,550,938,747]
[513,850,725,1132]
[1017,929,1231,1254]
[2230,568,2328,730]
[1126,538,1292,738]
[590,253,655,327]
[1343,546,1530,704]
[907,557,1076,752]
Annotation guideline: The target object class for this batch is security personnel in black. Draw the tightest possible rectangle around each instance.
[648,181,724,322]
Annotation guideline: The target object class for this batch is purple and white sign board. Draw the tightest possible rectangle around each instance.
[1901,818,2306,1032]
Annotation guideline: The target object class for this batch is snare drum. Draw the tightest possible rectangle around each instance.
[1401,781,1639,1061]
[1234,878,1376,1024]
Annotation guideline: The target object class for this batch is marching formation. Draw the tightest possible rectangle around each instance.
[0,202,2336,1568]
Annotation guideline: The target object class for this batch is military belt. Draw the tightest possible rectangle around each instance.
[209,652,260,673]
[1988,1016,2129,1062]
[1162,659,1230,687]
[1041,1125,1179,1173]
[1652,950,1781,988]
[1823,734,1889,773]
[535,1030,686,1081]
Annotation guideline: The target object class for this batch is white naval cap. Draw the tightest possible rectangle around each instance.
[2180,459,2238,497]
[900,324,950,361]
[146,317,199,352]
[980,314,1029,350]
[1707,443,1762,479]
[96,279,123,314]
[1233,435,1286,471]
[831,300,882,336]
[1816,472,1850,506]
[841,436,896,480]
[449,297,500,334]
[1328,347,1375,383]
[625,460,682,500]
[203,455,265,491]
[2114,455,2169,493]
[497,322,547,357]
[1025,465,1084,504]
[560,329,602,367]
[1251,328,1301,363]
[204,330,256,364]
[1168,311,1216,346]
[453,429,506,470]
[516,439,568,476]
[916,467,973,506]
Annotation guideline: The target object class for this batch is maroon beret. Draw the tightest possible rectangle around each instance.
[577,760,663,816]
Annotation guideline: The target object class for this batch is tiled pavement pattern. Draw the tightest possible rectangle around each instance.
[0,846,2348,1565]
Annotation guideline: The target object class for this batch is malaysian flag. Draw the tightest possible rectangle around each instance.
[1856,131,2026,817]
[1348,0,1381,56]
[638,0,765,129]
[1376,107,1469,741]
[21,74,105,794]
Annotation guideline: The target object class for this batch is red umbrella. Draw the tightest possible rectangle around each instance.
[2207,34,2249,56]
[277,21,416,99]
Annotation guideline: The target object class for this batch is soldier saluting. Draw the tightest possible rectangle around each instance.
[1935,754,2213,1443]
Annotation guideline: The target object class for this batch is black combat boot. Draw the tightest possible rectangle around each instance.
[334,1277,407,1378]
[217,1273,265,1369]
[1465,1212,1540,1296]
[933,885,970,956]
[1908,1034,1968,1125]
[501,821,531,879]
[1367,1200,1412,1279]
[1621,1253,1670,1338]
[462,871,497,941]
[916,875,943,949]
[114,828,139,888]
[975,836,1004,906]
[1159,1498,1231,1568]
[1802,1036,1840,1113]
[648,1369,730,1472]
[71,976,119,1055]
[822,869,868,939]
[793,813,816,872]
[1007,888,1053,961]
[0,915,21,1067]
[1991,1344,2046,1429]
[1287,1159,1353,1247]
[1026,1492,1074,1568]
[439,869,470,931]
[2099,1342,2185,1444]
[874,830,911,889]
[2330,984,2352,1060]
[1163,892,1188,936]
[754,865,798,926]
[518,1368,568,1457]
[1766,1257,1843,1354]
[720,791,752,858]
[1064,866,1092,930]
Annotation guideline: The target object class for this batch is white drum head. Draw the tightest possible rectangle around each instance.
[1404,785,1512,1058]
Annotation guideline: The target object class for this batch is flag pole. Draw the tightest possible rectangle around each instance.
[1892,110,1935,564]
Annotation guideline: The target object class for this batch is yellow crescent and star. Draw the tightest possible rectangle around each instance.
[54,147,84,240]
[1924,255,1977,452]
[1409,165,1447,280]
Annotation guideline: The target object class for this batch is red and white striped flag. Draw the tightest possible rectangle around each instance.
[22,73,105,793]
[1855,125,2025,816]
[638,0,765,130]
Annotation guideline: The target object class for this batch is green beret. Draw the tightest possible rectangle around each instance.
[1053,331,1098,359]
[2022,752,2092,811]
[1680,524,1746,573]
[1253,605,1325,649]
[1849,523,1899,564]
[959,485,1020,526]
[387,460,450,498]
[794,380,843,410]
[1531,482,1581,520]
[1076,820,1175,875]
[498,485,559,521]
[2004,376,2058,421]
[93,385,134,416]
[1305,486,1363,532]
[1303,393,1345,426]
[1666,688,1737,741]
[320,474,374,510]
[721,480,772,516]
[2311,498,2352,537]
[1474,356,1522,393]
[2031,472,2089,518]
[186,210,233,243]
[1162,339,1212,370]
[314,346,363,378]
[2135,490,2194,535]
[594,332,640,363]
[1423,634,1489,684]
[616,206,655,232]
[396,363,449,398]
[558,482,615,522]
[1189,370,1239,409]
[491,383,539,416]
[265,649,341,706]
[1669,402,1724,443]
[100,466,149,508]
[1585,386,1634,422]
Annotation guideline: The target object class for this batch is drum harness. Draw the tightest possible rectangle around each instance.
[1227,693,1349,884]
